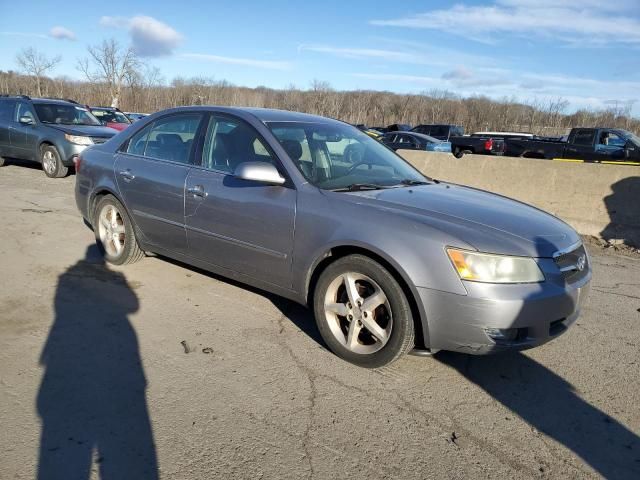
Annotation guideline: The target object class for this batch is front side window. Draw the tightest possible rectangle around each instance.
[268,122,427,190]
[144,114,202,163]
[599,131,625,148]
[33,103,100,126]
[201,116,276,173]
[15,102,36,122]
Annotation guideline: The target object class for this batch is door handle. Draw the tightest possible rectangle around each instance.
[187,185,207,198]
[119,169,135,181]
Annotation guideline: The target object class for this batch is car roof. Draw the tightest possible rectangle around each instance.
[388,131,441,142]
[31,98,78,105]
[148,106,346,126]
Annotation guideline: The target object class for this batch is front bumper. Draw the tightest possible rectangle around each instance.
[418,261,591,354]
[60,143,89,166]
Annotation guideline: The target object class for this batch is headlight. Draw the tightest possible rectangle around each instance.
[64,134,94,146]
[447,248,544,283]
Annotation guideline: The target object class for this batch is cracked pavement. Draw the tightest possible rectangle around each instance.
[1,161,639,479]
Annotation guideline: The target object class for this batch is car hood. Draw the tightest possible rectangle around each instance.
[46,124,118,137]
[346,183,580,257]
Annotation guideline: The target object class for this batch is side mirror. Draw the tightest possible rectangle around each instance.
[234,161,285,185]
[625,141,636,158]
[19,116,34,125]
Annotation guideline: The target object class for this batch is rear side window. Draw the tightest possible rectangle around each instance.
[0,100,15,122]
[573,130,596,146]
[126,124,152,155]
[144,114,202,164]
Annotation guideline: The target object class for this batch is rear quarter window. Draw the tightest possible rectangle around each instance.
[0,100,15,122]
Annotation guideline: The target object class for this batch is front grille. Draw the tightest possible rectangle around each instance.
[554,244,588,281]
[91,137,109,144]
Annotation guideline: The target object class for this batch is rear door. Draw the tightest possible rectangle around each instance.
[114,112,204,253]
[184,114,296,288]
[564,129,596,161]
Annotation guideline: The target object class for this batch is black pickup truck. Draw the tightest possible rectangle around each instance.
[505,127,640,163]
[449,133,507,158]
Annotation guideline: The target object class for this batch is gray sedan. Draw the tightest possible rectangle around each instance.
[74,107,591,367]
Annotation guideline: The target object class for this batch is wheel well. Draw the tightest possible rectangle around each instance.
[307,246,427,349]
[38,141,54,159]
[90,190,116,222]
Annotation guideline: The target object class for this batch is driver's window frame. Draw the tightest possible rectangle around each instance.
[195,112,294,188]
[15,102,36,123]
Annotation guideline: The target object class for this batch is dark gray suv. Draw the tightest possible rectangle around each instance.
[0,95,118,177]
[75,106,591,367]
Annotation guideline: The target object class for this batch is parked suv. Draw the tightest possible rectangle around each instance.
[0,95,117,177]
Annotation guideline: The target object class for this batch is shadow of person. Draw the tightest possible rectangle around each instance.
[601,176,640,248]
[438,235,639,478]
[37,245,158,479]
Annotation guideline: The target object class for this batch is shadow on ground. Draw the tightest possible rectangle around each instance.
[601,176,640,249]
[439,351,640,478]
[37,245,158,479]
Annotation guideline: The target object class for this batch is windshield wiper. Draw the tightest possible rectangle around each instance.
[331,183,391,192]
[399,179,431,186]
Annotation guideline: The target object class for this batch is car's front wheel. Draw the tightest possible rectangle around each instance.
[41,145,68,178]
[313,255,415,368]
[93,195,145,265]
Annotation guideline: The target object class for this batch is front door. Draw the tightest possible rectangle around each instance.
[184,114,296,288]
[10,101,39,160]
[594,130,626,163]
[114,112,204,252]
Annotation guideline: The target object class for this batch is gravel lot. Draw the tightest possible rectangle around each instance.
[1,160,639,479]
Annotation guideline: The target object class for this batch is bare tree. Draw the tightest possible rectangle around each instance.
[77,39,140,108]
[15,48,61,97]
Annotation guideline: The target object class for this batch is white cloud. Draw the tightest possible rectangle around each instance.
[370,1,640,45]
[49,26,76,41]
[351,69,640,113]
[181,53,292,71]
[100,15,182,57]
[298,42,496,69]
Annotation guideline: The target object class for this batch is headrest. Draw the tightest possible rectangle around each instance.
[280,140,303,161]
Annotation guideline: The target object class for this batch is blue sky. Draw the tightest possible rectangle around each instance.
[1,0,639,114]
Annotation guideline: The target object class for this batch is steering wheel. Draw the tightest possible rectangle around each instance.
[344,144,373,175]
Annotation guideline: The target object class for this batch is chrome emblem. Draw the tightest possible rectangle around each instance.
[576,254,586,272]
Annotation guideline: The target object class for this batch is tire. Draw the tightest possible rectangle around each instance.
[41,145,68,178]
[453,148,464,159]
[93,195,145,265]
[0,156,5,167]
[313,254,415,368]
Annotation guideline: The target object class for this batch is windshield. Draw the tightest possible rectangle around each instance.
[92,109,131,124]
[618,129,640,146]
[268,121,428,191]
[34,103,101,126]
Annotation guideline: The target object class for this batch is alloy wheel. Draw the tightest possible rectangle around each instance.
[323,272,392,354]
[97,204,126,258]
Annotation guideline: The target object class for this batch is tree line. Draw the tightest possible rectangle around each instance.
[3,42,639,136]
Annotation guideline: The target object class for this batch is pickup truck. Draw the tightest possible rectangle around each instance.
[411,124,464,141]
[449,133,507,158]
[505,127,640,163]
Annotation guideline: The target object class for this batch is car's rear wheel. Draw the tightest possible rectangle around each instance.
[0,156,5,167]
[94,195,144,265]
[41,145,68,178]
[313,255,415,368]
[453,148,464,158]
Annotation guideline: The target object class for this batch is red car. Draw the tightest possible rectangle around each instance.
[88,106,132,132]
